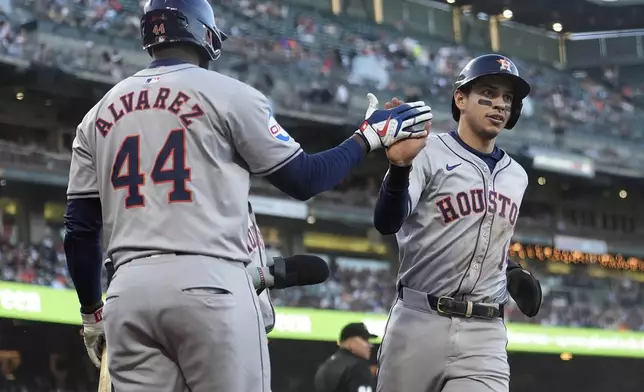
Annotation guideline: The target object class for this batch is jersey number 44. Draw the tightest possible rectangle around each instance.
[111,128,192,208]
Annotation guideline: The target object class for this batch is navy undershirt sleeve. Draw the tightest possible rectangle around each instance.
[267,137,365,201]
[64,198,103,311]
[373,164,412,235]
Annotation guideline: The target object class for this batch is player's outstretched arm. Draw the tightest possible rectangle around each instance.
[267,96,431,201]
[266,135,367,201]
[226,87,431,201]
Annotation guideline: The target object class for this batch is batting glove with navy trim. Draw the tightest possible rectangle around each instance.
[81,305,105,368]
[355,93,432,152]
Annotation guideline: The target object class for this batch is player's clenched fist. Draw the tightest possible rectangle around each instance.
[355,93,432,152]
[386,123,430,167]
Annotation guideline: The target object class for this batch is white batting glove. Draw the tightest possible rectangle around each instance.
[355,93,432,152]
[364,92,379,119]
[81,306,105,368]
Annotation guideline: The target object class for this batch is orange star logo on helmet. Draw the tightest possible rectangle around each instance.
[497,58,511,71]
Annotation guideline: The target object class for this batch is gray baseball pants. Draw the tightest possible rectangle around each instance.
[103,254,270,392]
[376,287,509,392]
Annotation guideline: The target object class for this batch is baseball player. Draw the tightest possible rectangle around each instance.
[372,54,542,392]
[62,0,432,390]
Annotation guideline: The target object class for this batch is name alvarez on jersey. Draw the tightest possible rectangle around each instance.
[95,88,205,137]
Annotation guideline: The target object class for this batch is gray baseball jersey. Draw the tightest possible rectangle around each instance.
[246,202,275,333]
[395,132,528,303]
[376,132,527,392]
[66,63,302,268]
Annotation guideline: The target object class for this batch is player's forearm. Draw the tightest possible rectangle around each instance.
[267,136,366,201]
[373,164,412,235]
[63,198,104,310]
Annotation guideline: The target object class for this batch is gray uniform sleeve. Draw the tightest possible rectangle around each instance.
[226,85,302,176]
[67,127,99,200]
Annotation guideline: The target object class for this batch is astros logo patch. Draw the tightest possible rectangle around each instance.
[497,58,511,71]
[268,112,291,142]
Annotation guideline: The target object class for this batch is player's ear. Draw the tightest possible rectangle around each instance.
[454,89,468,111]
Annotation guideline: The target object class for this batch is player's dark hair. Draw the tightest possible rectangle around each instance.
[456,85,473,96]
[150,42,190,57]
[453,85,473,122]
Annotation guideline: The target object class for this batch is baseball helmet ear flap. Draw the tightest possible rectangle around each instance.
[504,99,523,130]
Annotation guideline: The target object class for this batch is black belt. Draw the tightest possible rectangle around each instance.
[398,288,503,320]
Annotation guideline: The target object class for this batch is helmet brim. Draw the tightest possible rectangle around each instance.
[504,73,531,101]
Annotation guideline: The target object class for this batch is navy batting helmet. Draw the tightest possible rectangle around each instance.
[141,0,228,62]
[451,54,530,130]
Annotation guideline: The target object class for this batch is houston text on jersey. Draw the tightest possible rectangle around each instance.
[435,189,519,225]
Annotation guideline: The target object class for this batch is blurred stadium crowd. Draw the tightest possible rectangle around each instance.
[2,0,644,161]
[2,0,643,198]
[0,0,641,339]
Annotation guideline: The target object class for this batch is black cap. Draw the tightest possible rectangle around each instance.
[339,323,378,341]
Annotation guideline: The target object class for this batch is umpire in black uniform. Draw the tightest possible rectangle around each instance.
[314,322,377,392]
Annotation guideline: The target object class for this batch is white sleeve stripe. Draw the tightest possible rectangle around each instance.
[67,195,100,200]
[67,191,100,200]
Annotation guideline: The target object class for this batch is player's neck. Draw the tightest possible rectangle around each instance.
[153,47,201,67]
[456,125,496,154]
